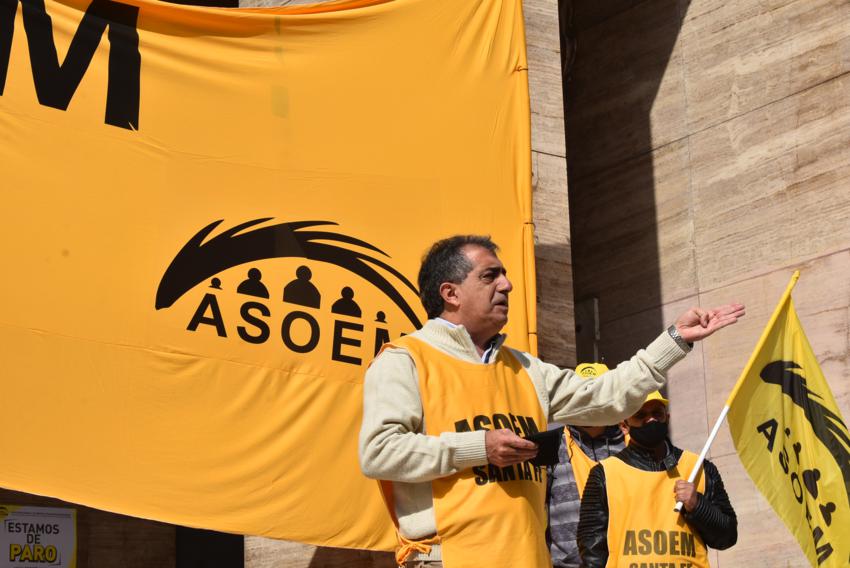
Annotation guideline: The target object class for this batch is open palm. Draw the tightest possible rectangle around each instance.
[676,303,746,343]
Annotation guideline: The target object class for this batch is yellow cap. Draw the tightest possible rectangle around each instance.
[645,391,669,406]
[575,362,609,379]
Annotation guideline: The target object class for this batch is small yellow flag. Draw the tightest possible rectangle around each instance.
[728,276,850,567]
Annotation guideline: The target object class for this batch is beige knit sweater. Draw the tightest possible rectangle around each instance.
[358,320,688,541]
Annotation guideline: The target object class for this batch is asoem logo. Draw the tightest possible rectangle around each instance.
[156,218,423,366]
[753,360,850,565]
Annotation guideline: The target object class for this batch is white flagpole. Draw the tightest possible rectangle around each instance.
[673,270,800,513]
[673,405,729,512]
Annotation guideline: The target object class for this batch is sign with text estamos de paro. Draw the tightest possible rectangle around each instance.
[0,506,76,568]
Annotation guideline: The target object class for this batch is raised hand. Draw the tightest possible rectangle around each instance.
[675,303,745,343]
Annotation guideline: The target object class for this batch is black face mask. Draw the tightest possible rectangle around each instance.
[628,420,668,448]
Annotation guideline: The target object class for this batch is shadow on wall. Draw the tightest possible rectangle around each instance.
[562,0,691,364]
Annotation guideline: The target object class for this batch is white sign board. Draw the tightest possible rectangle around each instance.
[0,506,76,568]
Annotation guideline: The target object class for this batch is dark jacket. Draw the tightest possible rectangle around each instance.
[576,442,737,567]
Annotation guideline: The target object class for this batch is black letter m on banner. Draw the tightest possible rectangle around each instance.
[0,0,140,130]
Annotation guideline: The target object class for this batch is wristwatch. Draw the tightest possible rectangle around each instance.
[667,324,693,351]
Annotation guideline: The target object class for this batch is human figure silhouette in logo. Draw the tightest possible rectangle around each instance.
[210,277,222,290]
[283,265,321,308]
[374,311,390,356]
[237,268,269,299]
[331,286,361,317]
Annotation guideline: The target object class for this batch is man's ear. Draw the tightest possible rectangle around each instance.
[439,282,460,309]
[619,422,629,436]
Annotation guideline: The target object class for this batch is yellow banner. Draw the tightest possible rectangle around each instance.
[0,0,533,549]
[727,289,850,567]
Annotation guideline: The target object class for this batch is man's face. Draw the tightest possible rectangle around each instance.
[447,245,513,337]
[622,400,669,432]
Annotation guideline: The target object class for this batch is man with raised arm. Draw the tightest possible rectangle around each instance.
[359,235,744,568]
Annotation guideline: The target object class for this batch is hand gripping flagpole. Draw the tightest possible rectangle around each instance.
[673,271,800,513]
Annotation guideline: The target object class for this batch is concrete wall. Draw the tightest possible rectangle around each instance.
[528,0,576,368]
[565,0,849,565]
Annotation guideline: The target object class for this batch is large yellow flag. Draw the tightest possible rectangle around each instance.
[727,273,850,567]
[0,0,535,549]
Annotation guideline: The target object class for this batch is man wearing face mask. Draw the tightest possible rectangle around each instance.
[576,392,737,568]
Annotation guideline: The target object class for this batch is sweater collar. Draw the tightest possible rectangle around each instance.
[420,319,507,363]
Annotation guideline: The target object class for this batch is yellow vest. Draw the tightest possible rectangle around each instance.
[385,335,550,568]
[563,428,599,496]
[564,429,629,496]
[602,450,709,568]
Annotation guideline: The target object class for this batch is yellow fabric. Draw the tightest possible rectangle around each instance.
[602,451,708,568]
[727,298,850,567]
[575,362,609,378]
[564,428,628,496]
[395,534,441,566]
[0,0,534,549]
[393,336,550,568]
[564,428,596,497]
[376,478,441,565]
[645,390,669,406]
